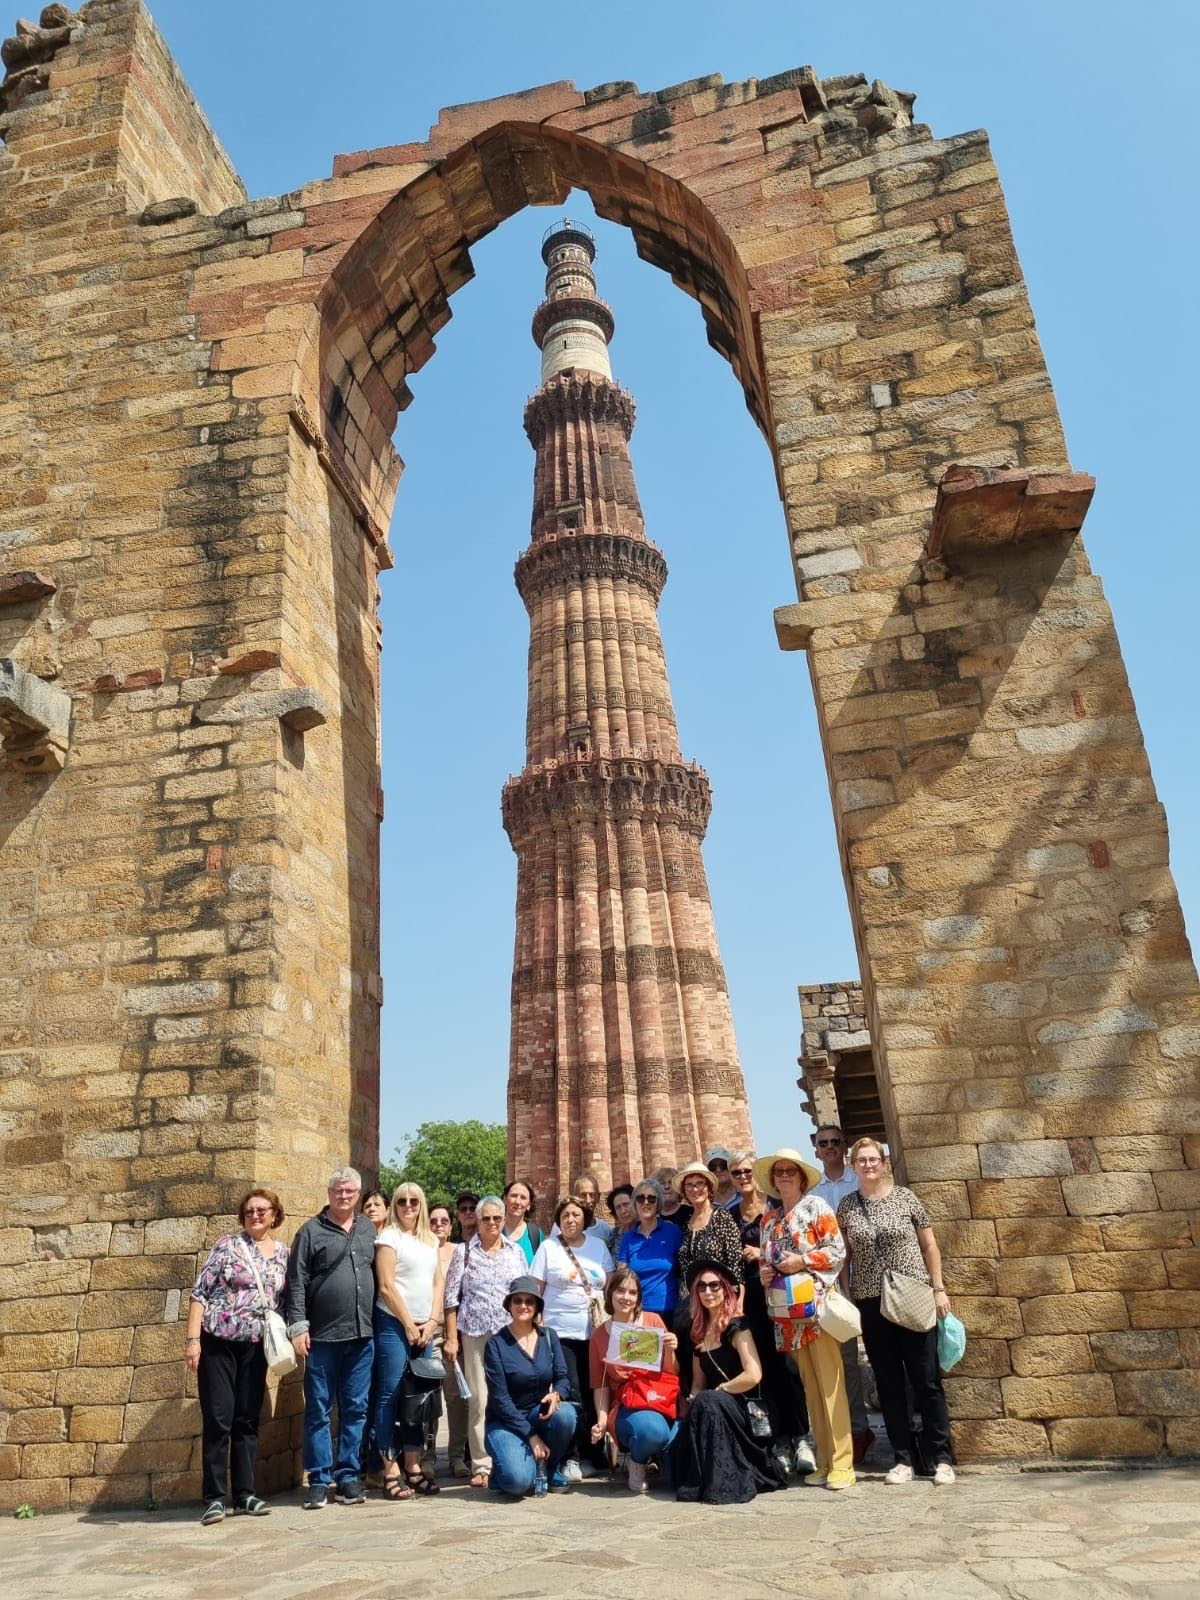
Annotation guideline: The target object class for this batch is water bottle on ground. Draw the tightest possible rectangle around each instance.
[533,1457,548,1497]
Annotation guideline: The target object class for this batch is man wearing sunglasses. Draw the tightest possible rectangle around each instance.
[811,1126,873,1464]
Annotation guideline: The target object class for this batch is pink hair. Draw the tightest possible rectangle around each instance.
[690,1267,737,1347]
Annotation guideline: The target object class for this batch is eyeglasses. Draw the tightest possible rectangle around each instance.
[773,1165,801,1177]
[815,1139,843,1149]
[854,1157,882,1167]
[683,1176,710,1188]
[395,1197,419,1208]
[431,1215,451,1225]
[509,1297,538,1309]
[243,1207,272,1218]
[729,1167,753,1178]
[329,1187,360,1196]
[696,1279,724,1293]
[478,1214,503,1225]
[634,1194,657,1205]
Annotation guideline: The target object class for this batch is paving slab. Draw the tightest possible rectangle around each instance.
[0,1466,1198,1599]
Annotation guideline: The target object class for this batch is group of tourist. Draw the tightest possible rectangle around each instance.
[186,1128,957,1522]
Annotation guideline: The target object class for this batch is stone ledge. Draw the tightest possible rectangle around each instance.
[0,657,71,773]
[0,570,56,605]
[926,463,1095,562]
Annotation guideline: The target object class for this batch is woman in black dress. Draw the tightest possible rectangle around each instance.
[672,1161,743,1399]
[672,1258,787,1505]
[729,1151,810,1473]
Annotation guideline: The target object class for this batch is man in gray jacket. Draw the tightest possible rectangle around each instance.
[286,1165,377,1508]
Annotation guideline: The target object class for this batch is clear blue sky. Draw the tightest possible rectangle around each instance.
[149,1,1198,1168]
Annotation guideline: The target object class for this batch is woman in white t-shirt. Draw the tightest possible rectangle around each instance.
[531,1193,613,1480]
[373,1183,444,1499]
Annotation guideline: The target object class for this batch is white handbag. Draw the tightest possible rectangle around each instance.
[816,1282,863,1343]
[237,1239,297,1376]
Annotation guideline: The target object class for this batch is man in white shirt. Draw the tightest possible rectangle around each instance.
[811,1125,872,1463]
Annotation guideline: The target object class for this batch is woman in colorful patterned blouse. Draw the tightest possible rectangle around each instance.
[756,1147,856,1491]
[837,1136,955,1486]
[186,1187,289,1526]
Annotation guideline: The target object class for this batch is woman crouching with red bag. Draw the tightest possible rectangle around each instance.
[589,1266,678,1493]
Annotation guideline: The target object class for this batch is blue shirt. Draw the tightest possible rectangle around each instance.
[483,1326,570,1439]
[618,1218,684,1314]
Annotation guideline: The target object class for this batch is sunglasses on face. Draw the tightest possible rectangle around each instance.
[730,1167,753,1178]
[458,1206,476,1214]
[634,1194,657,1204]
[815,1139,843,1148]
[395,1197,420,1207]
[707,1161,728,1171]
[479,1214,503,1224]
[243,1207,272,1218]
[696,1279,724,1293]
[509,1296,538,1309]
[773,1165,801,1177]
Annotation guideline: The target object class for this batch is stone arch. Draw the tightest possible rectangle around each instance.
[2,0,1198,1505]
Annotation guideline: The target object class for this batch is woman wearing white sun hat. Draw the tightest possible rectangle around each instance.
[755,1147,856,1492]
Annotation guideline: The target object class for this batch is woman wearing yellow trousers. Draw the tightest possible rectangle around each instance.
[756,1147,855,1491]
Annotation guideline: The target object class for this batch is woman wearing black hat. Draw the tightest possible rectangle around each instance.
[671,1258,787,1504]
[482,1276,577,1497]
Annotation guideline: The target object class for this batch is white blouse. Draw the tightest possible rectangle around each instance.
[375,1227,439,1324]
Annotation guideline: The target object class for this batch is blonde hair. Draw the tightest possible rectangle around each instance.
[389,1182,436,1246]
[848,1137,888,1168]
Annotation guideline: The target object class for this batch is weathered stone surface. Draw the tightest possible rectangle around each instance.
[0,657,71,772]
[0,570,56,604]
[1048,1417,1162,1458]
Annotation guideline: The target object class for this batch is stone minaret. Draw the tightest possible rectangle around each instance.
[502,221,753,1196]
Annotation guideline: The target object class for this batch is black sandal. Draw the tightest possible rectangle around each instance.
[383,1471,415,1500]
[404,1467,441,1495]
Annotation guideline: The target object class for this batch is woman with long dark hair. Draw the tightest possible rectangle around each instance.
[670,1259,786,1505]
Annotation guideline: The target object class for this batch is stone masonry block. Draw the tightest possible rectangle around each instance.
[1022,1292,1129,1336]
[1061,1172,1160,1216]
[1112,1369,1200,1417]
[979,1141,1073,1179]
[1090,1330,1182,1373]
[949,1419,1049,1460]
[1126,1291,1200,1330]
[1009,1335,1093,1377]
[1000,1374,1116,1419]
[1049,1417,1162,1458]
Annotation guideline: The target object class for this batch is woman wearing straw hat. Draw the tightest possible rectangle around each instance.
[756,1147,856,1491]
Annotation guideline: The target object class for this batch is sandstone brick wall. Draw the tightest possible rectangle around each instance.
[0,1,1196,1502]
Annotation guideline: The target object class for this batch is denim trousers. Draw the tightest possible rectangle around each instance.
[371,1307,423,1460]
[615,1406,677,1464]
[302,1335,374,1485]
[486,1402,577,1496]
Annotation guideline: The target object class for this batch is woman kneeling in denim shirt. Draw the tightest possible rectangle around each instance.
[483,1276,577,1496]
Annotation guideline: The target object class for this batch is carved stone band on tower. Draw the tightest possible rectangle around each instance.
[502,222,753,1196]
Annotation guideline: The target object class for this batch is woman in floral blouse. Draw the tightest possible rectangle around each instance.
[756,1147,856,1491]
[186,1188,289,1525]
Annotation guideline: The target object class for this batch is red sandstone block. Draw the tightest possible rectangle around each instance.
[216,650,280,676]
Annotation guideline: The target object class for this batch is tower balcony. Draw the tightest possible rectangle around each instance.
[514,527,667,605]
[501,749,712,844]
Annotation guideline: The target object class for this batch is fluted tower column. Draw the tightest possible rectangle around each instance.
[502,222,752,1196]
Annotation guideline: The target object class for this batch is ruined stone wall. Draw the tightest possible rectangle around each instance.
[0,0,1197,1504]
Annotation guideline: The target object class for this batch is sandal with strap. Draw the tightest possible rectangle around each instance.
[468,1471,490,1489]
[383,1471,415,1501]
[405,1467,441,1495]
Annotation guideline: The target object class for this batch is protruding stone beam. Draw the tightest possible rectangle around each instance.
[193,684,328,733]
[774,604,813,652]
[0,570,55,605]
[0,656,70,773]
[926,463,1095,563]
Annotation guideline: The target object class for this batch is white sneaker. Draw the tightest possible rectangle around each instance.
[933,1461,956,1485]
[885,1462,915,1484]
[793,1437,816,1474]
[627,1459,648,1494]
[562,1458,583,1483]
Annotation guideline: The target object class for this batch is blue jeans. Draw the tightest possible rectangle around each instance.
[303,1336,374,1485]
[372,1307,423,1460]
[486,1402,577,1496]
[616,1407,677,1464]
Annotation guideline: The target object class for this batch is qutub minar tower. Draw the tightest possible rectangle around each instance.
[502,222,753,1198]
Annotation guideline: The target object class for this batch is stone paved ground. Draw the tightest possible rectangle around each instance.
[0,1464,1197,1599]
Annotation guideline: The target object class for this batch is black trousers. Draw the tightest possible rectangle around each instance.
[857,1297,950,1468]
[197,1330,267,1503]
[559,1336,603,1467]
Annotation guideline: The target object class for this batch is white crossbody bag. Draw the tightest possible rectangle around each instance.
[236,1238,297,1376]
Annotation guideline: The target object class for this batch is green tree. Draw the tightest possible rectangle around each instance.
[378,1119,507,1210]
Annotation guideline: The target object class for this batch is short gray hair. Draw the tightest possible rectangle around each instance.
[633,1177,665,1208]
[327,1165,362,1190]
[476,1194,505,1216]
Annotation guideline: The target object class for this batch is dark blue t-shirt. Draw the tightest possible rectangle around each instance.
[618,1218,684,1314]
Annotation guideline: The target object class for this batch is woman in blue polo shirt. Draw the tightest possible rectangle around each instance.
[618,1178,683,1315]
